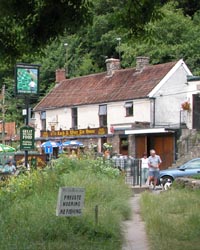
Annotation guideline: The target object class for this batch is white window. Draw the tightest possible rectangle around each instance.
[125,102,133,116]
[99,105,107,127]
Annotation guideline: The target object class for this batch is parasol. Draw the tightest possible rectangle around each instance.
[0,144,16,152]
[41,141,59,148]
[62,140,84,147]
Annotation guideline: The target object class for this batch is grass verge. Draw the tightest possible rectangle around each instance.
[140,188,200,250]
[0,156,132,250]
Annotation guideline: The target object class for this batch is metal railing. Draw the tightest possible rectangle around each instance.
[112,157,142,186]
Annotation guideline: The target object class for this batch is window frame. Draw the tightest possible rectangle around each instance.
[125,101,133,117]
[40,111,46,130]
[99,104,107,127]
[71,107,78,129]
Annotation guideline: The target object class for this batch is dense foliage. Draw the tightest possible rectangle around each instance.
[0,156,132,249]
[1,1,200,126]
[0,0,91,59]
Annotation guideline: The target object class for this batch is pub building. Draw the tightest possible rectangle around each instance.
[33,57,193,169]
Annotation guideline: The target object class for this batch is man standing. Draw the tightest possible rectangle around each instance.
[148,149,162,190]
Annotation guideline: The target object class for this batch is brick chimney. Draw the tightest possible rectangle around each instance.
[105,58,121,76]
[56,69,66,83]
[136,56,149,71]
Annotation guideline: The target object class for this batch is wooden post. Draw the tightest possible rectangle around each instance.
[24,96,29,168]
[1,85,5,144]
[95,205,98,226]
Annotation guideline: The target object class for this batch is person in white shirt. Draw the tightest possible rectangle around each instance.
[3,160,16,174]
[141,153,149,185]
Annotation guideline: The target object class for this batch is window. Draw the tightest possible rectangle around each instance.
[185,159,200,169]
[40,111,46,120]
[71,107,78,129]
[101,137,107,151]
[120,137,129,155]
[99,105,107,127]
[40,111,46,130]
[125,102,133,116]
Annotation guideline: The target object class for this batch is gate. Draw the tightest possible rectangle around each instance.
[112,157,142,186]
[124,158,142,186]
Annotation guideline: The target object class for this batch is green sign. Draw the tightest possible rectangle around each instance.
[20,126,35,150]
[15,64,40,95]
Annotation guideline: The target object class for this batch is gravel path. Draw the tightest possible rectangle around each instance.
[122,193,149,250]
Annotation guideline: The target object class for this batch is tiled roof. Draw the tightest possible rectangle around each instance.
[0,122,17,141]
[34,61,177,111]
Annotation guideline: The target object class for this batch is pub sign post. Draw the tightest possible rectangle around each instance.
[20,126,35,150]
[15,63,40,168]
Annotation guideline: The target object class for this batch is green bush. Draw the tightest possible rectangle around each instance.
[0,156,132,250]
[191,174,200,180]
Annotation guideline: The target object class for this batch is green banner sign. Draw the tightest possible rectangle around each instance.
[15,64,40,95]
[20,126,35,150]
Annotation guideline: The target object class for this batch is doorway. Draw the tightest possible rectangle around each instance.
[119,136,128,155]
[193,94,200,129]
[135,134,174,169]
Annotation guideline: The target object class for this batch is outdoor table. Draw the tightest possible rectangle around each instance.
[0,172,12,181]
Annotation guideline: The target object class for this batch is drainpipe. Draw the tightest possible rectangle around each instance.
[149,97,156,127]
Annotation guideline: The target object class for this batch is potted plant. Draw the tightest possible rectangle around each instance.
[181,101,191,112]
[103,142,113,151]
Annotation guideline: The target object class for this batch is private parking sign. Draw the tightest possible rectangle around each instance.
[56,187,85,217]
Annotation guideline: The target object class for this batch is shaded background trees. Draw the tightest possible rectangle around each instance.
[0,0,200,125]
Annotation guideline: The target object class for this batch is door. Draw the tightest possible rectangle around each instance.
[154,135,174,170]
[135,135,147,158]
[135,134,174,169]
[193,94,200,129]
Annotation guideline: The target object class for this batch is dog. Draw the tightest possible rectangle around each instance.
[160,178,172,191]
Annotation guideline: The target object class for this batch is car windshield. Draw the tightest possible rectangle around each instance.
[180,159,200,170]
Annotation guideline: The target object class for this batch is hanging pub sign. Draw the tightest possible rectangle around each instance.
[15,63,40,95]
[41,127,108,138]
[20,126,35,150]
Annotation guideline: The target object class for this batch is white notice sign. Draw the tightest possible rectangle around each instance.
[56,187,85,217]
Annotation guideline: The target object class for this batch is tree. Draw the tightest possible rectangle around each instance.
[175,0,200,16]
[0,0,92,63]
[113,0,163,35]
[121,2,200,75]
[2,0,200,127]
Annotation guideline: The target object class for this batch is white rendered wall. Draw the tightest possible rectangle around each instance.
[107,100,151,126]
[34,99,151,137]
[184,80,200,129]
[77,105,99,129]
[153,64,189,127]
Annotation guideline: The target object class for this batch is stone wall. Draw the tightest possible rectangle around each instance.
[175,178,200,190]
[176,128,200,166]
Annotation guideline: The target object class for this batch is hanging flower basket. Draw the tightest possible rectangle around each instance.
[181,101,191,111]
[103,142,113,150]
[89,143,97,150]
